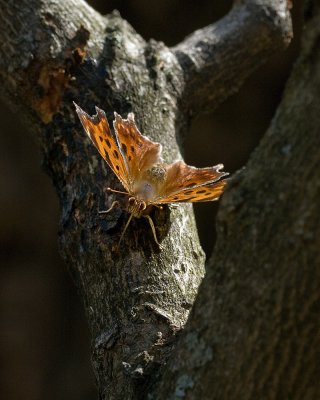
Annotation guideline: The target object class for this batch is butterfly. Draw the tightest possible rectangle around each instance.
[74,102,229,246]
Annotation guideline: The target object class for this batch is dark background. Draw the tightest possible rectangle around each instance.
[0,1,302,399]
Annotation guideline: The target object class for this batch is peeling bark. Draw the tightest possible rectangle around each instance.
[0,0,295,399]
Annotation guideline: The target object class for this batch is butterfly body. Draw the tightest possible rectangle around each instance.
[132,165,166,202]
[127,197,147,218]
[74,103,229,245]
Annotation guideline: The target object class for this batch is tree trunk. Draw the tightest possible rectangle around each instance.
[3,1,318,400]
[156,2,320,399]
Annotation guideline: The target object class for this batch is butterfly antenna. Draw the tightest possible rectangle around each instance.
[119,213,134,244]
[107,187,130,196]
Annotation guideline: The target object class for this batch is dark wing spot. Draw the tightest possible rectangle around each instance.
[196,190,206,194]
[106,139,111,148]
[121,143,127,154]
[184,190,194,195]
[130,146,135,153]
[115,165,120,171]
[100,148,106,157]
[113,150,119,159]
[128,155,132,161]
[99,136,104,142]
[173,196,179,200]
[205,192,211,196]
[186,182,197,188]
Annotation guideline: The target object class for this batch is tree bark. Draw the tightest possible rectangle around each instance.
[0,1,298,399]
[156,2,320,399]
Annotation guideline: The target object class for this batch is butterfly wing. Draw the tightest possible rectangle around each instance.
[74,103,131,191]
[75,104,228,204]
[151,160,228,203]
[155,180,228,203]
[113,113,162,183]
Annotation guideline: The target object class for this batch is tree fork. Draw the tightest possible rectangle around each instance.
[0,1,293,398]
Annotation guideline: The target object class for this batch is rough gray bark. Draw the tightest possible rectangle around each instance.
[0,0,295,399]
[156,2,320,399]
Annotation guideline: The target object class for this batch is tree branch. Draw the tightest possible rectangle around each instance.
[173,0,292,115]
[156,2,320,399]
[0,2,205,398]
[0,0,294,399]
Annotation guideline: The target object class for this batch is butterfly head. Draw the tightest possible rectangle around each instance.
[127,197,147,218]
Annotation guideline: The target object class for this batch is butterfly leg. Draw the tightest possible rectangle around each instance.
[99,200,119,214]
[119,213,134,244]
[143,215,160,246]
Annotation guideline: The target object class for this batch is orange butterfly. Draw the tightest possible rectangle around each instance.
[74,103,229,245]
